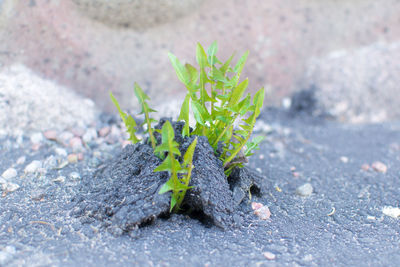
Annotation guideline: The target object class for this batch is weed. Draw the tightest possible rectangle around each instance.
[110,41,265,211]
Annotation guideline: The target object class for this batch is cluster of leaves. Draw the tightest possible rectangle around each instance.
[110,41,265,211]
[111,86,197,212]
[169,41,265,175]
[154,121,197,212]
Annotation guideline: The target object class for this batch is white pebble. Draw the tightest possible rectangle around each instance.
[82,128,98,143]
[263,251,276,260]
[340,156,349,163]
[69,172,81,180]
[16,156,26,165]
[382,206,400,218]
[52,176,65,183]
[1,168,17,180]
[2,182,20,192]
[24,160,42,174]
[54,148,67,157]
[296,183,313,197]
[30,132,43,144]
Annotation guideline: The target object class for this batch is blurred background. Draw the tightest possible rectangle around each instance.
[1,0,399,123]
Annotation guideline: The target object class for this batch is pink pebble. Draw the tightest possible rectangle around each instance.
[43,130,57,140]
[99,127,110,137]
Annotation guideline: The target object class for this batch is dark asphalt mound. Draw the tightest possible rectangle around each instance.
[71,119,263,234]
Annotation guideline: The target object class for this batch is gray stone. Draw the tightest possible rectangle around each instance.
[296,183,313,197]
[24,160,42,174]
[1,167,17,180]
[71,0,205,29]
[303,42,400,123]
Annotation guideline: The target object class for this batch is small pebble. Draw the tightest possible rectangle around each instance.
[52,176,65,183]
[282,97,291,109]
[1,168,17,180]
[71,127,85,137]
[31,143,41,151]
[122,140,131,148]
[382,206,400,218]
[296,183,313,197]
[24,160,42,174]
[43,155,58,169]
[256,168,262,173]
[77,153,84,161]
[252,202,271,220]
[361,164,370,171]
[16,156,26,165]
[69,172,81,180]
[371,161,387,173]
[263,251,276,260]
[43,130,57,140]
[290,166,296,171]
[55,148,67,157]
[30,132,43,144]
[70,137,83,152]
[99,127,110,137]
[67,154,78,163]
[340,156,349,163]
[58,131,74,145]
[82,128,98,143]
[2,182,20,193]
[258,154,264,160]
[292,172,300,178]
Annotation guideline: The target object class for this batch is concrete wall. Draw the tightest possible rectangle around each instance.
[1,0,399,122]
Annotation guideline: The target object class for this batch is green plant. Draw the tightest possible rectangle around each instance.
[110,41,265,211]
[154,121,197,212]
[169,41,265,175]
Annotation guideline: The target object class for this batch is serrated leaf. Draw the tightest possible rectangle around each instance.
[191,101,210,126]
[159,178,174,194]
[196,43,209,69]
[234,50,249,74]
[207,41,218,66]
[178,94,190,137]
[220,53,235,75]
[228,78,249,106]
[110,92,140,144]
[245,135,265,157]
[183,137,198,166]
[168,52,190,86]
[154,154,173,172]
[185,63,199,87]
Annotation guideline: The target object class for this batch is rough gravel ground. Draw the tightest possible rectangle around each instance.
[0,109,399,266]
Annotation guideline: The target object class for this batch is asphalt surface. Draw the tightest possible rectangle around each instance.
[0,109,399,266]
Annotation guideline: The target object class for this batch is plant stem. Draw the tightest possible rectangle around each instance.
[212,113,238,147]
[223,129,253,167]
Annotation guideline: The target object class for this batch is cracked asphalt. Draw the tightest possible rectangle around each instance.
[0,109,399,266]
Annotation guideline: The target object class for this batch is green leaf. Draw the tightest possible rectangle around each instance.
[196,43,209,69]
[170,195,177,212]
[159,178,174,194]
[207,41,218,66]
[191,101,210,126]
[245,135,265,157]
[220,53,235,75]
[183,137,198,166]
[168,52,190,86]
[109,92,140,144]
[228,78,249,106]
[185,63,199,87]
[234,50,249,75]
[178,94,190,137]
